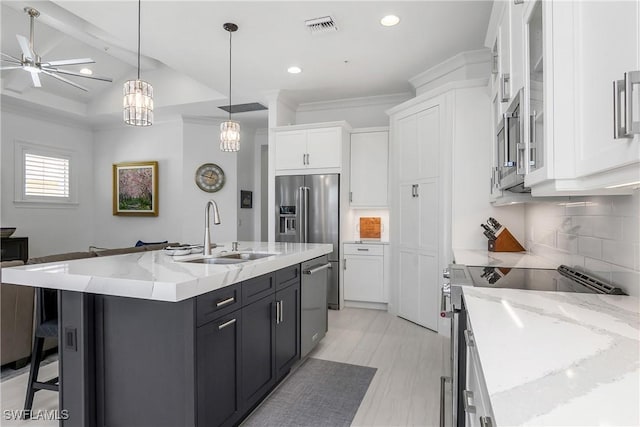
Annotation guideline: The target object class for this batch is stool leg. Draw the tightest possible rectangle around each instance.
[23,336,44,419]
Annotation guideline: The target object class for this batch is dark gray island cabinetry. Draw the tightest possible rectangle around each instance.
[61,263,304,427]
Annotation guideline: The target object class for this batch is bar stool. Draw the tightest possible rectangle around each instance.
[23,288,59,418]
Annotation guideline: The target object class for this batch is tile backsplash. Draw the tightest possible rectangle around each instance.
[524,190,640,297]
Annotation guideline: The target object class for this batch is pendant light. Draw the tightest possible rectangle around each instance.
[123,0,153,126]
[220,22,240,152]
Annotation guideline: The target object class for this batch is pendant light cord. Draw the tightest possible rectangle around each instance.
[137,0,141,80]
[228,29,232,121]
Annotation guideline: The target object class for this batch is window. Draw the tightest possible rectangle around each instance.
[24,153,70,198]
[14,140,77,205]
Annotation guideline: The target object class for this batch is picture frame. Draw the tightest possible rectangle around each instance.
[113,161,158,216]
[240,190,252,209]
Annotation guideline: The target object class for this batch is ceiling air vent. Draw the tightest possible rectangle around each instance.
[305,16,338,35]
[219,102,267,114]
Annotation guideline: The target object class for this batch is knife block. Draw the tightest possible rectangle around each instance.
[488,227,525,252]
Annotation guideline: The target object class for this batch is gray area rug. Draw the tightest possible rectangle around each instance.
[243,358,376,427]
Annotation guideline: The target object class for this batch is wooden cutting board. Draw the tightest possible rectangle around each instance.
[359,217,381,240]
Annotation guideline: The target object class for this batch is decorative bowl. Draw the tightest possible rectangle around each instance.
[0,227,16,238]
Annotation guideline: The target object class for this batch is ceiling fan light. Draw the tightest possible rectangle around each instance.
[220,120,240,152]
[123,79,153,126]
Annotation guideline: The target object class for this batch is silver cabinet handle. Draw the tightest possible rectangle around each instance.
[349,191,353,202]
[303,262,331,275]
[503,112,516,168]
[344,259,347,270]
[439,376,450,427]
[614,79,629,139]
[218,318,236,330]
[463,390,476,414]
[276,301,281,324]
[501,73,510,102]
[530,111,537,167]
[516,142,526,175]
[356,248,369,252]
[625,71,640,135]
[464,329,475,347]
[480,416,494,427]
[415,184,419,197]
[410,184,415,198]
[491,52,499,75]
[279,300,284,323]
[440,284,451,318]
[216,296,235,307]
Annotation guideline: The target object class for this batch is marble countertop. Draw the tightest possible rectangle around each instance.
[463,286,640,426]
[2,242,332,302]
[453,249,559,269]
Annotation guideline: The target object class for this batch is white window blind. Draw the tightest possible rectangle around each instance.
[24,153,70,198]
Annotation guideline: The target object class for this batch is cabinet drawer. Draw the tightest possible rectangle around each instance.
[196,283,242,327]
[275,264,300,291]
[242,273,276,306]
[344,244,384,256]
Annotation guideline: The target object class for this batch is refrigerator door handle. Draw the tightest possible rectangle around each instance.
[298,186,310,243]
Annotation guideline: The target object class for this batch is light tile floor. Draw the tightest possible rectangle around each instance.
[0,308,448,427]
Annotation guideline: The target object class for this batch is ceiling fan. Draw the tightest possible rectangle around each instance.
[0,7,113,92]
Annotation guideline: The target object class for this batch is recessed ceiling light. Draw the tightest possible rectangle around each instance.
[380,15,400,27]
[79,68,93,75]
[287,66,302,74]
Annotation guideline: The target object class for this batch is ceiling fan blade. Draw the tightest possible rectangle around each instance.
[44,58,95,67]
[41,69,88,92]
[1,52,22,63]
[16,35,34,60]
[0,66,22,71]
[30,71,41,87]
[42,67,113,82]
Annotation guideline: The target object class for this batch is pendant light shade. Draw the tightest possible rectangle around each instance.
[220,22,239,152]
[220,120,240,152]
[123,0,153,126]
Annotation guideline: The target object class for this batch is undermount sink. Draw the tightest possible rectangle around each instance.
[218,252,277,260]
[182,252,278,265]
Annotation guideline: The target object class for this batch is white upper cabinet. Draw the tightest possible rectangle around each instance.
[306,127,342,170]
[274,130,307,171]
[350,129,389,208]
[573,1,640,179]
[488,0,640,196]
[274,123,349,174]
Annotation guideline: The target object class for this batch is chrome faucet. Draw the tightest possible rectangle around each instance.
[204,200,221,256]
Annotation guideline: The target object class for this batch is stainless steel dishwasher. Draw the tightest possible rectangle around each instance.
[300,255,330,358]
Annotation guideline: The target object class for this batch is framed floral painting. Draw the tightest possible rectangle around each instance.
[112,161,158,216]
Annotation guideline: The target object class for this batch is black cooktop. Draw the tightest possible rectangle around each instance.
[466,265,626,295]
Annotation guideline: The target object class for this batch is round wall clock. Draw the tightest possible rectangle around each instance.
[195,163,225,193]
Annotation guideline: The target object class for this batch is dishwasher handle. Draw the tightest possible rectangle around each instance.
[303,262,332,275]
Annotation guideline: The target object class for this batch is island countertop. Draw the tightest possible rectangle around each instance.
[1,242,333,302]
[463,286,640,426]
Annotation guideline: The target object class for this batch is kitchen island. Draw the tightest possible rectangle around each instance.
[3,242,333,427]
[462,286,640,426]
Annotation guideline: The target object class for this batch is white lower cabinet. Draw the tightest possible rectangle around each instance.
[343,243,387,305]
[464,319,495,427]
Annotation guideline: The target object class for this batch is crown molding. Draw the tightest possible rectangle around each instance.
[1,94,91,131]
[408,49,492,92]
[386,78,489,117]
[297,92,412,113]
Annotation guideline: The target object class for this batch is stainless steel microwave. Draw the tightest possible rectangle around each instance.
[496,89,529,193]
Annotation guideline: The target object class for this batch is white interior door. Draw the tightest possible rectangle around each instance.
[418,106,440,178]
[398,249,420,324]
[397,114,419,183]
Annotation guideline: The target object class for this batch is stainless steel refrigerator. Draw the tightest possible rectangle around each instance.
[275,174,340,309]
